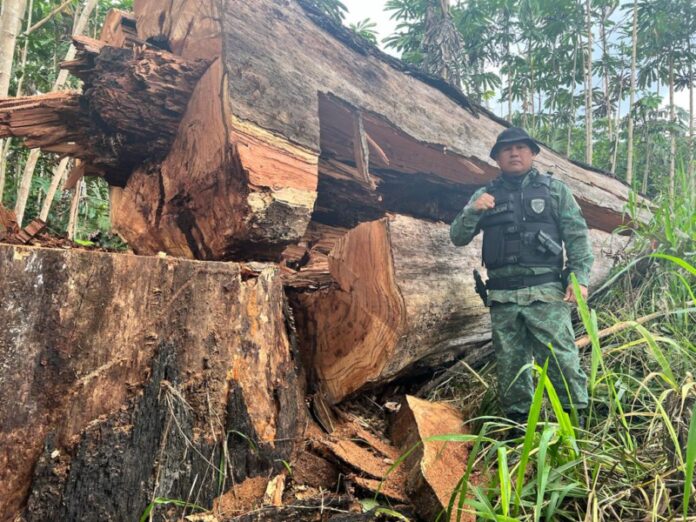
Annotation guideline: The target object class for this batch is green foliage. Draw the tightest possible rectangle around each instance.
[349,18,378,44]
[383,0,696,196]
[1,0,132,242]
[139,497,205,522]
[306,0,347,23]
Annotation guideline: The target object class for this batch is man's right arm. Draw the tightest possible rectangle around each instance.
[449,187,487,246]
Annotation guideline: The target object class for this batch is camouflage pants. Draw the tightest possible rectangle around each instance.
[490,301,588,417]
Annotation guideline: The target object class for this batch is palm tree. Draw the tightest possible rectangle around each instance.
[349,18,378,45]
[307,0,347,23]
[420,0,464,86]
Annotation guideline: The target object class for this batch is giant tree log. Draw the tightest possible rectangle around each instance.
[135,0,648,225]
[0,244,304,521]
[1,0,647,260]
[287,214,631,404]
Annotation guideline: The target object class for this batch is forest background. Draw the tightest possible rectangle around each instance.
[0,0,694,241]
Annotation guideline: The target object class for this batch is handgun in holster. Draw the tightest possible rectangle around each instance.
[473,269,488,306]
[535,230,563,256]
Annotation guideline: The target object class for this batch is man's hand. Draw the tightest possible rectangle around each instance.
[564,284,588,304]
[472,193,496,212]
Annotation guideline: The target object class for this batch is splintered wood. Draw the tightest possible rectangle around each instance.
[306,414,409,503]
[391,396,477,522]
[0,35,209,185]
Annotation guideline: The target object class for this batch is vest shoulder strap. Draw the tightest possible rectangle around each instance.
[533,172,553,187]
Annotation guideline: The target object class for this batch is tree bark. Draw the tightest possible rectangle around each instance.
[600,5,612,143]
[0,243,304,521]
[585,0,593,165]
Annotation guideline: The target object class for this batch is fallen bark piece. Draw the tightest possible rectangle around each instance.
[15,218,46,244]
[390,395,475,522]
[263,474,286,507]
[0,244,304,521]
[310,415,408,503]
[292,450,339,490]
[213,477,269,519]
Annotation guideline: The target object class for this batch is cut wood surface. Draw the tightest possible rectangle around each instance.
[292,214,489,404]
[110,57,319,260]
[390,395,476,522]
[0,244,303,521]
[290,214,630,404]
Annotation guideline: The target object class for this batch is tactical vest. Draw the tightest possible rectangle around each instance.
[478,173,563,271]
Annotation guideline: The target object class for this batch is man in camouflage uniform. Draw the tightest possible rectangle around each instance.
[450,127,594,426]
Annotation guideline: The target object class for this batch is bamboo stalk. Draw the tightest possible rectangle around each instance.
[67,176,82,240]
[13,0,97,226]
[39,156,70,221]
[575,302,695,349]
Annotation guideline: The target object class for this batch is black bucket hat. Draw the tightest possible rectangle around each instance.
[489,127,541,159]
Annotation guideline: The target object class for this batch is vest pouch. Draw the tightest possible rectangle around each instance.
[482,233,505,268]
[479,199,516,228]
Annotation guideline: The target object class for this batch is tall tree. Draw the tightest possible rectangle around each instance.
[584,0,594,164]
[420,0,464,86]
[0,0,27,95]
[626,0,638,186]
[14,0,98,225]
[0,0,28,204]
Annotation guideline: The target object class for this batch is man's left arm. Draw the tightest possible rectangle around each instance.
[554,180,595,302]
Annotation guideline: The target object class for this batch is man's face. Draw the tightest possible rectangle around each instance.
[495,142,536,175]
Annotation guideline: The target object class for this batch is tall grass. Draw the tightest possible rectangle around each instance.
[428,167,696,521]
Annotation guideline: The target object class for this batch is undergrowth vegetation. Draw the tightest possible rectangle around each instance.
[423,168,695,521]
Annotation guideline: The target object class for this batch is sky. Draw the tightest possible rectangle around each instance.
[341,0,692,114]
[343,0,397,48]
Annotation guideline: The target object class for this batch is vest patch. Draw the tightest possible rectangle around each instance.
[530,198,545,214]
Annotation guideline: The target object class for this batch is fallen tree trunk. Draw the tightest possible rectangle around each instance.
[287,215,631,404]
[0,244,304,521]
[1,0,648,260]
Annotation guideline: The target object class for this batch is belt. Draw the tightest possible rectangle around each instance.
[486,272,561,291]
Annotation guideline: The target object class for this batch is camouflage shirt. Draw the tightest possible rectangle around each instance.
[450,167,594,305]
